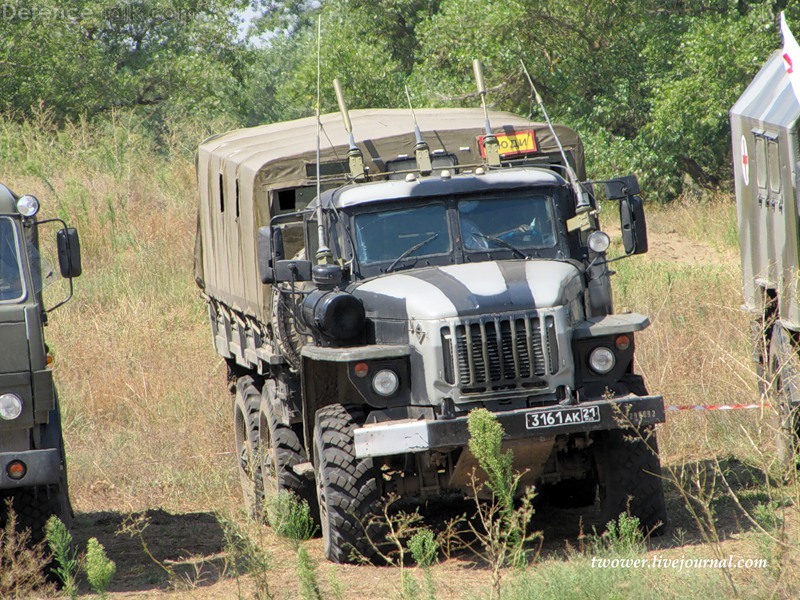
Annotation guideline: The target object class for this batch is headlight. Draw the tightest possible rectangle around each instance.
[588,347,615,374]
[372,369,399,397]
[16,195,40,217]
[0,393,23,420]
[587,231,611,253]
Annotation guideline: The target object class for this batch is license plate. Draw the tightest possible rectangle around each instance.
[525,405,601,430]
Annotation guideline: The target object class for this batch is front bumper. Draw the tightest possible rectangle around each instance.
[354,394,664,459]
[0,448,62,490]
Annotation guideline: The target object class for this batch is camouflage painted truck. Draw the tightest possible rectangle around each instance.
[732,45,800,464]
[0,184,81,538]
[195,107,667,562]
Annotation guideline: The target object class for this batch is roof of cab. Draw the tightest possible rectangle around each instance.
[321,168,566,209]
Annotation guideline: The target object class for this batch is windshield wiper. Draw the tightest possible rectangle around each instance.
[386,233,439,273]
[472,232,529,259]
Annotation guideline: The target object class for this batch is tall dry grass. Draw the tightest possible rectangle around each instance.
[0,111,240,514]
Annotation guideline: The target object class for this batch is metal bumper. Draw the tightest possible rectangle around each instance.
[354,395,665,459]
[0,448,62,490]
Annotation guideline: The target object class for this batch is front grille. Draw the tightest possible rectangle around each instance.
[442,314,558,393]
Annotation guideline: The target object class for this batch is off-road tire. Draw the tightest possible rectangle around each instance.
[313,404,383,564]
[768,324,800,469]
[260,379,318,519]
[598,428,666,536]
[234,376,263,520]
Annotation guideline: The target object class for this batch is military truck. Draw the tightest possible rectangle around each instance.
[731,48,800,464]
[195,102,666,562]
[0,184,81,539]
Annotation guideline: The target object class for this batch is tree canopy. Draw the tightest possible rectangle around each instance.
[1,0,795,200]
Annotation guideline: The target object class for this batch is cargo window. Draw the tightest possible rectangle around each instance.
[755,137,767,190]
[219,173,225,212]
[768,139,781,194]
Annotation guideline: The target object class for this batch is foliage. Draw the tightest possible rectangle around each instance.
[467,409,541,600]
[265,491,317,542]
[0,501,51,598]
[0,0,794,199]
[85,537,116,599]
[45,515,79,599]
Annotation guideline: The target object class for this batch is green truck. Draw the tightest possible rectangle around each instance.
[0,184,81,539]
[195,104,666,563]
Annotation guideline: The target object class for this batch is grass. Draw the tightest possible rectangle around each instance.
[3,112,800,597]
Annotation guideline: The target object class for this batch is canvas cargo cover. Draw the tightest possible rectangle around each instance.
[731,50,800,327]
[195,108,585,322]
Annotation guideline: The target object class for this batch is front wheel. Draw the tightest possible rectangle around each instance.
[313,404,383,563]
[598,428,666,535]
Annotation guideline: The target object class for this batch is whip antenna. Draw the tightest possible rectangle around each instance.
[314,16,332,263]
[472,59,500,166]
[519,59,590,211]
[405,85,432,175]
[333,78,365,181]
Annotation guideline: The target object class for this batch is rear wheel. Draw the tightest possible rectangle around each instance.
[598,427,666,535]
[233,376,263,519]
[313,404,383,563]
[768,324,800,469]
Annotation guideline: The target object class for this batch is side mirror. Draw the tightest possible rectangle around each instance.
[275,260,313,283]
[257,226,274,284]
[258,226,288,284]
[620,195,648,255]
[604,175,640,200]
[56,228,81,278]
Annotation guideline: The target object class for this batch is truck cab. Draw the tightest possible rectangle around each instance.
[0,184,81,539]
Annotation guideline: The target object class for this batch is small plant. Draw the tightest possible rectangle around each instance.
[466,409,541,600]
[408,529,438,600]
[85,537,116,599]
[588,512,646,557]
[217,512,272,600]
[45,515,79,599]
[296,544,322,600]
[0,501,51,598]
[265,491,317,541]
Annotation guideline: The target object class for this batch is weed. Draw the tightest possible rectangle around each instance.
[84,537,116,598]
[217,512,272,600]
[265,491,317,542]
[0,501,51,598]
[467,409,542,600]
[585,512,646,557]
[117,513,175,582]
[408,529,438,600]
[296,544,322,600]
[45,515,79,598]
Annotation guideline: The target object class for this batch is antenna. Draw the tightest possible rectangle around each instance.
[519,59,591,211]
[333,78,365,181]
[314,16,332,264]
[404,86,432,175]
[472,59,500,167]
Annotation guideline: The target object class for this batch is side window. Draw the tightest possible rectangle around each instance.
[768,139,782,195]
[755,137,767,190]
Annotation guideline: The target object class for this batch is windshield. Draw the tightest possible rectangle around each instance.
[354,203,451,266]
[459,192,556,252]
[0,217,25,302]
